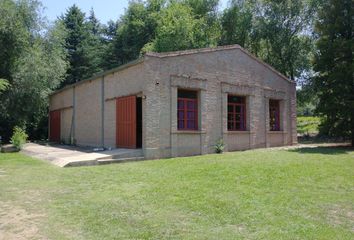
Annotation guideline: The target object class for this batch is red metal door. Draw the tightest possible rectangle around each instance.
[49,110,61,142]
[116,96,136,148]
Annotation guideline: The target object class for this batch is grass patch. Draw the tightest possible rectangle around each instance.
[0,147,353,239]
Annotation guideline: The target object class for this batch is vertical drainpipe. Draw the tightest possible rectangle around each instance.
[72,86,76,144]
[48,101,51,141]
[101,76,105,148]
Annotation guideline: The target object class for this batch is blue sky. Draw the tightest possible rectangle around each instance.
[42,0,229,24]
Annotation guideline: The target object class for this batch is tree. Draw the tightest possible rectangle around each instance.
[60,5,89,86]
[255,0,318,80]
[101,20,120,70]
[145,1,219,52]
[220,0,253,48]
[313,0,353,145]
[105,0,163,67]
[183,0,221,46]
[0,0,39,81]
[0,79,10,92]
[0,0,67,141]
[149,3,200,52]
[84,8,105,75]
[220,0,318,81]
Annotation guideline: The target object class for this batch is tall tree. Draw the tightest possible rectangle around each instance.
[144,1,220,52]
[106,0,163,67]
[60,5,89,86]
[84,8,105,75]
[313,0,353,145]
[220,0,253,48]
[255,0,318,80]
[101,20,119,70]
[148,2,201,52]
[220,0,318,81]
[0,0,67,141]
[0,0,38,81]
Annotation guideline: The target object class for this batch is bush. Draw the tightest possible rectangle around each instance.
[10,126,28,150]
[214,139,225,154]
[297,116,321,136]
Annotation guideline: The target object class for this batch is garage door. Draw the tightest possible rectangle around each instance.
[49,110,61,142]
[116,96,136,148]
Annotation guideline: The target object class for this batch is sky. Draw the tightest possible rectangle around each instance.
[42,0,229,24]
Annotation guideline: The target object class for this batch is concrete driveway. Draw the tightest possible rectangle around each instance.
[22,143,144,167]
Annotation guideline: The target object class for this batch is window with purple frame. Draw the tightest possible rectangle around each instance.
[227,95,246,131]
[177,89,198,130]
[269,99,280,131]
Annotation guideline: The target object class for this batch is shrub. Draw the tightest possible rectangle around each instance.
[214,139,225,154]
[10,126,28,150]
[297,116,321,136]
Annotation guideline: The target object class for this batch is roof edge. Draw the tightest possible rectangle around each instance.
[50,58,145,97]
[145,44,241,58]
[51,44,294,98]
[237,47,295,84]
[146,44,294,84]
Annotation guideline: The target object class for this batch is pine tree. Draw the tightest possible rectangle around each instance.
[61,5,89,86]
[313,0,354,145]
[85,8,104,75]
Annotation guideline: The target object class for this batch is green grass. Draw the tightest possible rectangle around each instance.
[0,147,353,239]
[297,116,321,135]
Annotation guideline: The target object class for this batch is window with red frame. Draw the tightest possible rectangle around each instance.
[177,89,198,130]
[227,95,246,131]
[269,99,280,131]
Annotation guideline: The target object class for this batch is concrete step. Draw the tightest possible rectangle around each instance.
[97,149,143,160]
[97,156,145,165]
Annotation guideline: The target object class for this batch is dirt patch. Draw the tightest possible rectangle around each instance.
[0,201,46,240]
[327,204,354,232]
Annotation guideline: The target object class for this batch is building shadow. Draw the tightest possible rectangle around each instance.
[288,146,353,155]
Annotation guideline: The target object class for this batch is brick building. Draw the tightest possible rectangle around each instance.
[49,45,297,159]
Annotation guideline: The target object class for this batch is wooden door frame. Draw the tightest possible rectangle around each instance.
[116,95,137,148]
[49,110,61,142]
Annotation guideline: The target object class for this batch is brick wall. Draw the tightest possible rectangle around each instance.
[49,46,297,158]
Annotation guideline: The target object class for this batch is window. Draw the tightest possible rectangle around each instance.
[269,99,280,131]
[177,89,198,130]
[227,95,246,131]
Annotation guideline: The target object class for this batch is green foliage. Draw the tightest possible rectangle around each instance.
[103,0,164,68]
[0,0,41,80]
[60,5,92,85]
[0,0,67,141]
[296,86,318,116]
[151,3,200,52]
[144,1,219,52]
[312,0,353,144]
[220,1,253,48]
[297,116,321,135]
[0,79,10,92]
[255,0,317,80]
[214,138,225,153]
[220,0,318,80]
[10,126,28,149]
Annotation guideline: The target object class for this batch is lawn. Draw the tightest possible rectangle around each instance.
[0,147,353,239]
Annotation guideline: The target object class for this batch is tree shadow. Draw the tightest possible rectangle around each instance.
[288,146,353,155]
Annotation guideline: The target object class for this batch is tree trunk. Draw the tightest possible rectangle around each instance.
[352,112,354,147]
